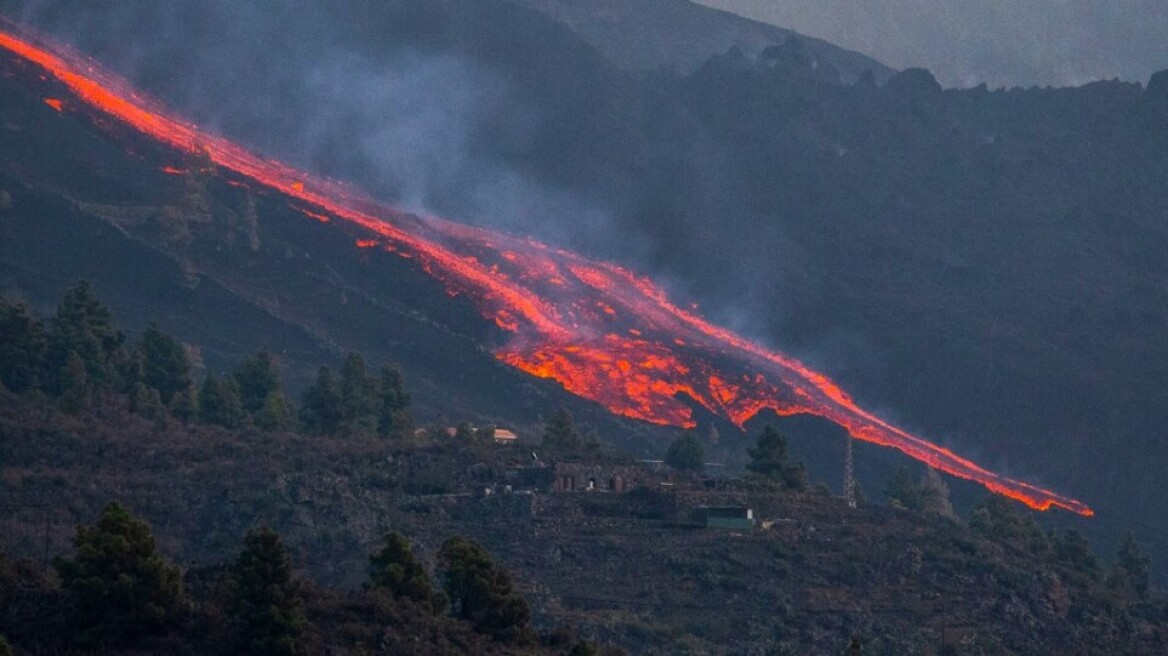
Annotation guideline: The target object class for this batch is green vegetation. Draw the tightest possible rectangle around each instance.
[1,284,1165,654]
[367,532,445,613]
[2,503,593,655]
[884,465,954,518]
[46,281,125,395]
[746,425,807,490]
[377,363,412,438]
[664,430,704,472]
[0,296,46,392]
[136,323,192,408]
[339,352,380,435]
[53,502,186,647]
[198,373,246,429]
[1112,531,1152,599]
[0,284,414,439]
[542,406,583,453]
[439,536,532,643]
[233,349,282,415]
[300,365,342,434]
[231,527,307,656]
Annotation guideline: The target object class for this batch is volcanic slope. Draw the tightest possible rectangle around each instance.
[0,51,674,450]
[0,26,1093,516]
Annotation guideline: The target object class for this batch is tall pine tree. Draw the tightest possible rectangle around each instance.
[377,364,412,438]
[542,407,583,452]
[339,352,379,434]
[300,366,342,435]
[0,296,46,392]
[367,532,444,613]
[53,502,185,647]
[137,323,192,408]
[47,282,124,394]
[231,528,307,656]
[233,350,282,416]
[747,425,807,490]
[438,536,530,642]
[198,374,246,429]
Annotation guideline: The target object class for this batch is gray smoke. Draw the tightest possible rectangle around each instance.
[5,0,636,257]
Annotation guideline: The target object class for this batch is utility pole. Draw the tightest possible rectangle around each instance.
[43,507,51,567]
[844,433,857,509]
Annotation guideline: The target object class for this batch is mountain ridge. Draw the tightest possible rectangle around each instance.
[506,0,895,82]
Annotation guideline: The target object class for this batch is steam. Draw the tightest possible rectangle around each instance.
[6,0,636,257]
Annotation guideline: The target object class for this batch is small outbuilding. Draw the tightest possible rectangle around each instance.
[696,506,755,530]
[493,429,519,444]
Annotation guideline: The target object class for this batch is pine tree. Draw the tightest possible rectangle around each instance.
[969,495,1050,555]
[169,386,198,423]
[47,282,124,393]
[665,431,705,472]
[438,536,530,642]
[339,352,379,434]
[542,407,583,452]
[53,502,185,647]
[254,391,294,432]
[747,425,790,480]
[1052,529,1102,581]
[1111,532,1151,599]
[0,296,47,392]
[233,350,282,415]
[137,323,192,407]
[198,373,246,429]
[300,366,342,434]
[377,364,412,438]
[231,528,307,656]
[747,425,807,490]
[367,532,444,613]
[884,465,922,510]
[58,350,90,414]
[131,382,168,425]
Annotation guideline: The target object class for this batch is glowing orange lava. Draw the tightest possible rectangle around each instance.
[42,96,61,111]
[0,26,1093,516]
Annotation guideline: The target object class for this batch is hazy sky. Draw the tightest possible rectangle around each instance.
[698,0,1168,88]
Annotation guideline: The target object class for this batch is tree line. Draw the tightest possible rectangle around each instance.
[0,502,609,655]
[0,282,413,438]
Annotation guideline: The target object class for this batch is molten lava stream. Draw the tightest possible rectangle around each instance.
[0,25,1093,516]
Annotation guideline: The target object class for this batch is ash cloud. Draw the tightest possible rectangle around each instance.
[5,0,639,258]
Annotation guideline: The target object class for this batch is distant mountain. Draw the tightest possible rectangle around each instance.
[506,0,894,82]
[700,0,1168,88]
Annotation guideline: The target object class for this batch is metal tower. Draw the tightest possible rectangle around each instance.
[844,433,857,509]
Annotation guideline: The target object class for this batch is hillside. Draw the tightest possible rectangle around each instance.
[2,0,1168,579]
[0,52,676,458]
[506,0,894,82]
[1,382,1165,654]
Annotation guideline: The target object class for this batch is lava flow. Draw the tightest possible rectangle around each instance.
[0,26,1093,516]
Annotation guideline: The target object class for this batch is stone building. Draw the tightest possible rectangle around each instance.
[550,463,654,493]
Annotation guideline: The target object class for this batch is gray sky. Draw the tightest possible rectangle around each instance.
[698,0,1168,88]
